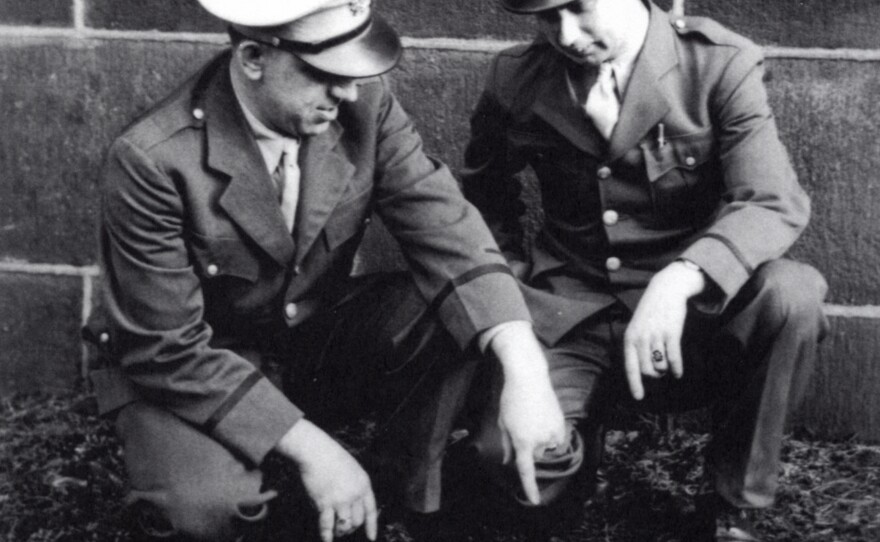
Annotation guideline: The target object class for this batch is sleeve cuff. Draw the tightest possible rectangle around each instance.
[210,376,304,465]
[437,270,532,349]
[680,236,751,310]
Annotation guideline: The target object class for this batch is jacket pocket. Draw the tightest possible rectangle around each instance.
[188,232,261,282]
[641,130,718,224]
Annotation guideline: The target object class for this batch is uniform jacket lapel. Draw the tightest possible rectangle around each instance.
[608,3,678,160]
[294,122,356,266]
[203,62,296,267]
[531,52,605,158]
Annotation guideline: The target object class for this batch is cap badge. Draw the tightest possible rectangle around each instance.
[348,0,369,15]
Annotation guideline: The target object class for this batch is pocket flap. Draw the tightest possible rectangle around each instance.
[642,130,714,181]
[188,233,261,282]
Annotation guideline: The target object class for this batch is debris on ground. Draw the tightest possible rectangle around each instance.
[2,391,878,541]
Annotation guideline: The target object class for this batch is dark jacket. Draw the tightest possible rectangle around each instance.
[462,2,809,344]
[86,52,530,466]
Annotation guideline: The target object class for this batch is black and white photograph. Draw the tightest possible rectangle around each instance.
[1,1,878,540]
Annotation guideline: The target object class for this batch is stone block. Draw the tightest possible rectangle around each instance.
[685,0,880,49]
[0,36,222,265]
[0,0,72,27]
[792,315,880,442]
[381,0,674,41]
[85,0,224,32]
[765,59,880,307]
[0,273,83,395]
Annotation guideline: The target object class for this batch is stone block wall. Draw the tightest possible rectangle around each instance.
[1,0,878,440]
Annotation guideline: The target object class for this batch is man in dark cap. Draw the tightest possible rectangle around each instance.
[462,0,828,539]
[84,0,567,540]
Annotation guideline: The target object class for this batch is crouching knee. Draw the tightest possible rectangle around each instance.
[116,402,276,541]
[751,260,828,335]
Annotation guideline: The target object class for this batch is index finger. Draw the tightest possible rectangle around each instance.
[364,490,379,541]
[624,342,645,400]
[515,445,541,505]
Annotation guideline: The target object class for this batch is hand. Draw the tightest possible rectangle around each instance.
[275,420,378,542]
[623,261,706,401]
[489,322,567,505]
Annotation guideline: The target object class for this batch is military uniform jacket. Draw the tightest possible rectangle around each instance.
[462,2,810,345]
[86,52,530,466]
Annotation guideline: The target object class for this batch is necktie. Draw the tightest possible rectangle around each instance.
[273,140,301,233]
[584,62,620,140]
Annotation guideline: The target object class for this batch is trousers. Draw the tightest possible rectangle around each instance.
[467,259,828,509]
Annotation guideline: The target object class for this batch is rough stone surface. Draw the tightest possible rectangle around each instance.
[0,0,72,28]
[685,0,880,49]
[0,36,222,265]
[381,0,674,41]
[85,0,224,32]
[2,41,878,303]
[0,273,83,395]
[767,59,880,306]
[793,315,880,442]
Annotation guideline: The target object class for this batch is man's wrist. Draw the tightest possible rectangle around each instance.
[667,258,707,297]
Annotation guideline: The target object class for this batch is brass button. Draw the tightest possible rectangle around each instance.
[99,332,110,344]
[674,19,686,29]
[597,166,612,179]
[685,156,696,167]
[206,264,219,276]
[602,210,619,226]
[293,265,302,276]
[192,108,205,120]
[606,257,622,272]
[284,303,297,319]
[364,217,372,225]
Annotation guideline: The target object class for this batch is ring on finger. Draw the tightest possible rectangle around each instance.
[651,349,665,363]
[336,516,351,528]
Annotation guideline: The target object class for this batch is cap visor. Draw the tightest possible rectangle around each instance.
[296,16,402,78]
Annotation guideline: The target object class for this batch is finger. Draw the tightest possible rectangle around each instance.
[334,506,354,538]
[651,345,669,374]
[665,336,684,379]
[639,340,661,379]
[364,490,379,541]
[350,501,365,533]
[515,445,541,505]
[624,342,644,400]
[319,507,335,542]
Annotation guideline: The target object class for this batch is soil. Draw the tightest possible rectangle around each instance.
[2,391,878,541]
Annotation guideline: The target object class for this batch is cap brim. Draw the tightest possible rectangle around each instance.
[500,0,573,13]
[296,16,402,78]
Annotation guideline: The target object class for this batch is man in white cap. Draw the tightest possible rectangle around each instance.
[462,0,827,540]
[84,1,566,540]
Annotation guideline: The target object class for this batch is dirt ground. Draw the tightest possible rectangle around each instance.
[2,390,878,542]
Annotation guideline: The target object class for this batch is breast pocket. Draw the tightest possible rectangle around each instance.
[641,130,720,226]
